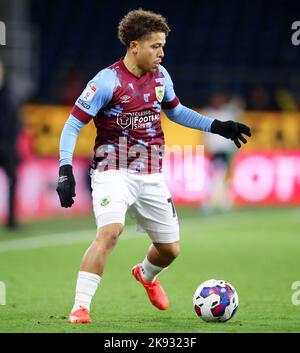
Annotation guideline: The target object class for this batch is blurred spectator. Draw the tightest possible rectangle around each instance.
[0,61,21,229]
[201,93,245,213]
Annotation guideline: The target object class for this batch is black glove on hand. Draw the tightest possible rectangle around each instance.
[56,165,76,208]
[210,119,252,148]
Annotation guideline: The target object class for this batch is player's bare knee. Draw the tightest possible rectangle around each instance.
[156,242,180,261]
[167,244,180,260]
[96,223,123,248]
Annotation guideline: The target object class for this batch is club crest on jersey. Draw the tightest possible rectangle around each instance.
[82,83,97,101]
[100,197,110,207]
[155,85,165,103]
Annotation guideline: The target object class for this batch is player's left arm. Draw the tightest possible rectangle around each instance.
[160,66,251,148]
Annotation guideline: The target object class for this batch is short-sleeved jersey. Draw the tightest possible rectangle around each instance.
[71,58,180,174]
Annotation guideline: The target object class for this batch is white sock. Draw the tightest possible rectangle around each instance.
[141,257,166,282]
[72,271,101,312]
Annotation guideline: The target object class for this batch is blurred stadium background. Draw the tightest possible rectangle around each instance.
[0,0,300,333]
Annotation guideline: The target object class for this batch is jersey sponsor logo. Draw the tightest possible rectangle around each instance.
[78,98,91,110]
[117,114,132,129]
[120,95,131,103]
[82,83,97,101]
[155,85,165,103]
[116,111,160,130]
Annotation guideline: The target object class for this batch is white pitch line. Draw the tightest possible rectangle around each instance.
[0,215,219,253]
[0,210,292,253]
[0,225,140,253]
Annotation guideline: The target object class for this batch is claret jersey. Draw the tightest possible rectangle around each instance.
[71,58,179,174]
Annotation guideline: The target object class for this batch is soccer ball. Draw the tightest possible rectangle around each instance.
[193,279,239,322]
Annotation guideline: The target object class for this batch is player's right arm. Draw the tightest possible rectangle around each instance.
[56,69,116,208]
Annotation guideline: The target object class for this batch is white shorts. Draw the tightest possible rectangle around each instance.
[90,169,179,243]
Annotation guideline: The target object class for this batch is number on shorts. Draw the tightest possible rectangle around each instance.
[167,197,176,218]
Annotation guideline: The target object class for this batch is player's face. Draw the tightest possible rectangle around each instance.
[134,32,166,73]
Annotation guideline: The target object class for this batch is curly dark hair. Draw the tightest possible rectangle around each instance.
[118,9,171,47]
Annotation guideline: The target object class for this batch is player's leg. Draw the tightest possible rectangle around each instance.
[132,238,180,311]
[68,170,137,323]
[146,241,180,273]
[131,173,179,310]
[207,152,232,212]
[80,223,124,275]
[68,223,123,323]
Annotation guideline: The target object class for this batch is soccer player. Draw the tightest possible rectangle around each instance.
[56,9,251,324]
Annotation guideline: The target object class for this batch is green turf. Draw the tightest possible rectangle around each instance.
[0,207,300,332]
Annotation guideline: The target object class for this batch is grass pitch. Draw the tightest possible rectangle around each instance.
[0,207,299,333]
